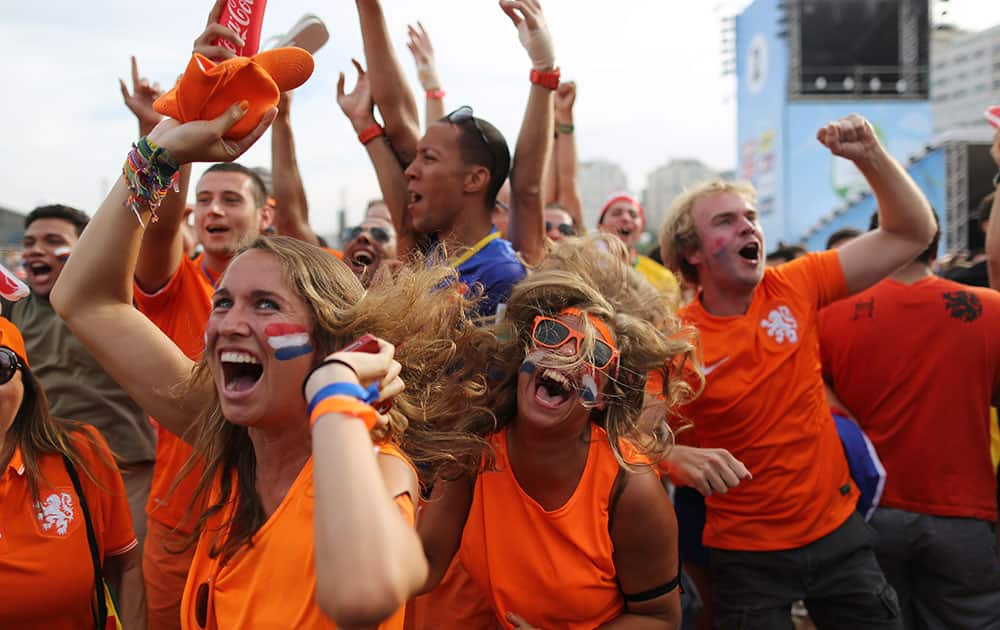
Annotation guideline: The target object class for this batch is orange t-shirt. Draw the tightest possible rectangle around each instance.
[678,251,857,551]
[404,554,497,630]
[134,253,217,532]
[0,425,137,629]
[322,247,345,260]
[820,275,1000,521]
[181,446,415,630]
[459,424,625,630]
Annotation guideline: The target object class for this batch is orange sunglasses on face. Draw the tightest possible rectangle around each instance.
[530,311,620,375]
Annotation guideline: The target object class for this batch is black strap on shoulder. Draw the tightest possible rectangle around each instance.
[62,454,108,630]
[622,568,683,603]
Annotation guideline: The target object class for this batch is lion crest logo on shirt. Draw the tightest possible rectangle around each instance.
[942,291,982,322]
[34,492,76,535]
[761,305,799,344]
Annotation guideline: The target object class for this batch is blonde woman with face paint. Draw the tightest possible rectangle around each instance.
[416,235,700,630]
[51,104,497,629]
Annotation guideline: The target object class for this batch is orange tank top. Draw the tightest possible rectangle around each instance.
[180,445,414,630]
[459,424,625,629]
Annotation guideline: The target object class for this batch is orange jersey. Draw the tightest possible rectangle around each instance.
[678,251,857,551]
[181,445,414,630]
[459,424,626,630]
[404,556,497,630]
[322,247,344,260]
[134,253,217,532]
[820,276,1000,520]
[0,425,136,629]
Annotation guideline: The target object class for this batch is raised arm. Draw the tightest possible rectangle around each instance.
[406,22,446,129]
[988,130,1000,289]
[355,0,421,164]
[51,103,275,439]
[119,54,193,292]
[818,115,936,294]
[305,341,427,626]
[554,81,585,230]
[504,0,556,266]
[337,60,420,258]
[271,91,320,245]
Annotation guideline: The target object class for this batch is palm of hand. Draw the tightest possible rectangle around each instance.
[339,78,372,120]
[125,82,163,127]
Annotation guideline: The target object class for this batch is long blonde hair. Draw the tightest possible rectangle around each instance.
[492,235,702,468]
[178,237,498,562]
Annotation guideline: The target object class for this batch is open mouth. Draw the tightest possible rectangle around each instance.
[220,351,263,393]
[534,368,575,408]
[351,250,375,267]
[617,228,633,238]
[738,242,760,263]
[27,262,53,278]
[206,226,229,235]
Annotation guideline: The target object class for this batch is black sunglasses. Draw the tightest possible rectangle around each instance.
[546,222,576,236]
[0,348,21,385]
[446,106,496,172]
[344,225,392,244]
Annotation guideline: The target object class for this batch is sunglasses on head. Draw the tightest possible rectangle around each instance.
[344,225,392,244]
[0,348,22,385]
[445,106,496,172]
[531,314,620,375]
[546,222,576,236]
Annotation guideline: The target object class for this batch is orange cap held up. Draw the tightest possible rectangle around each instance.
[154,48,314,139]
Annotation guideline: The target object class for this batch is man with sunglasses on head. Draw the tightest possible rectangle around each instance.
[350,0,569,317]
[342,199,397,286]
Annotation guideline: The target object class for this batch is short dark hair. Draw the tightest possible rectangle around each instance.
[825,227,862,250]
[25,205,89,236]
[869,209,940,264]
[448,116,511,210]
[203,163,268,208]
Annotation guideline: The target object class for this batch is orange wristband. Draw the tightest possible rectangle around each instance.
[358,124,384,146]
[309,395,378,431]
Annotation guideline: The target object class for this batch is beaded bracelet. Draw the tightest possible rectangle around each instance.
[122,137,180,228]
[310,395,378,431]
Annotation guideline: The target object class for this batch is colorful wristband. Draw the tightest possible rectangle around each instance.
[426,88,446,100]
[555,122,575,135]
[310,395,378,431]
[358,124,384,146]
[308,382,368,414]
[529,68,561,90]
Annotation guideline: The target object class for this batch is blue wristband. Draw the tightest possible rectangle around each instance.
[307,382,382,414]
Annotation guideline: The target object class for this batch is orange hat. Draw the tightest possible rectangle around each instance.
[0,317,28,366]
[154,48,314,139]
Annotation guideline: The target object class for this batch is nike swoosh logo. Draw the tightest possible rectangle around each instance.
[703,356,731,375]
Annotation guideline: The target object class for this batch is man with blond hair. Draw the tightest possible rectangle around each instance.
[657,115,935,629]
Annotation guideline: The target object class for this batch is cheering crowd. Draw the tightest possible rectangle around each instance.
[2,0,1000,629]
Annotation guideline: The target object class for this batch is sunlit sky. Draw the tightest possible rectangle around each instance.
[2,0,997,233]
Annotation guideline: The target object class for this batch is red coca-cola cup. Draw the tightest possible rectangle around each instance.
[214,0,268,57]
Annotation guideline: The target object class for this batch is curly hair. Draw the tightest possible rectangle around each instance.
[175,236,498,563]
[490,235,702,469]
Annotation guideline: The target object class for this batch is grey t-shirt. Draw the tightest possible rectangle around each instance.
[3,293,155,465]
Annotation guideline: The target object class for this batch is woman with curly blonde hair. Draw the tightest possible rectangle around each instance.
[52,104,498,629]
[417,234,700,630]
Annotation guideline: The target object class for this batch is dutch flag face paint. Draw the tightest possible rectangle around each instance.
[265,323,312,361]
[579,373,599,404]
[53,246,71,263]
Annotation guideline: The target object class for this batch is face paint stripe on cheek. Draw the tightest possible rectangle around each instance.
[265,323,312,361]
[53,246,71,262]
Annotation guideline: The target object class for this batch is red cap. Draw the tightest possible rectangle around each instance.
[154,48,314,140]
[0,317,28,366]
[598,193,645,229]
